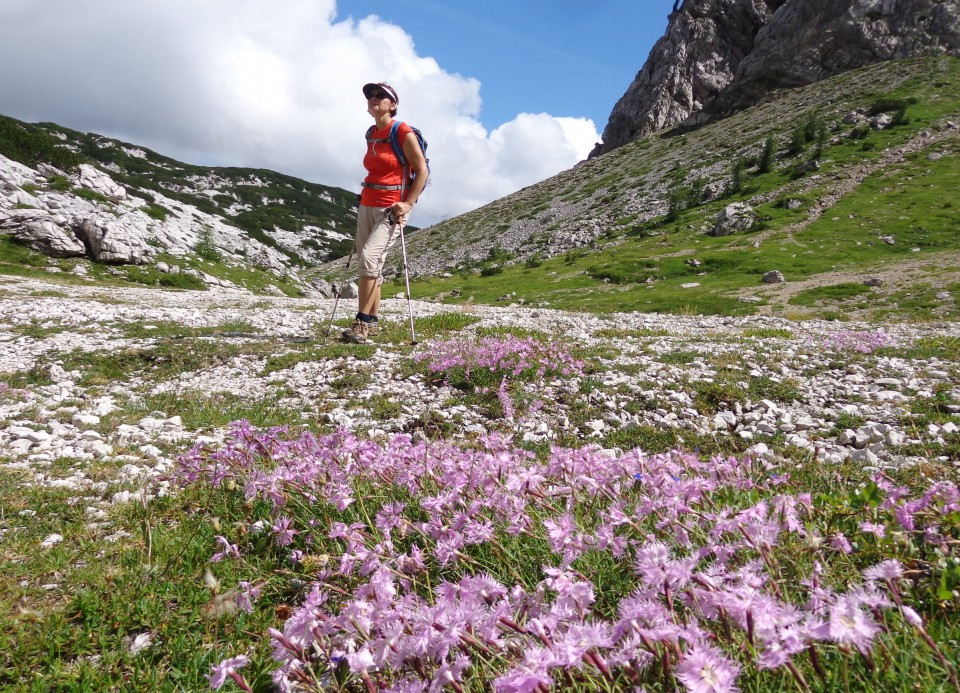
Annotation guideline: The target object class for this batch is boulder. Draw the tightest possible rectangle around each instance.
[338,282,359,299]
[711,202,755,237]
[870,113,895,130]
[36,163,68,180]
[0,209,86,257]
[1,156,41,188]
[842,110,867,125]
[762,270,786,284]
[17,219,87,257]
[73,214,153,264]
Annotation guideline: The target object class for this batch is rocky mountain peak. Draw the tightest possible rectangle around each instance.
[592,0,960,156]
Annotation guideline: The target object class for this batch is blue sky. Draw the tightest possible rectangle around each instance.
[0,0,678,225]
[340,1,676,131]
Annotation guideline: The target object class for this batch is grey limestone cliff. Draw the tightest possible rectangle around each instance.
[592,0,960,156]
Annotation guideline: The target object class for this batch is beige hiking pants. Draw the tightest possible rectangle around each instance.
[356,205,405,280]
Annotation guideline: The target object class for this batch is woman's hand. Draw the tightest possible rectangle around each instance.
[390,201,414,220]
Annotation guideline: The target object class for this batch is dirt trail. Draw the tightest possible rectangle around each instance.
[732,121,960,317]
[750,122,959,248]
[742,255,959,316]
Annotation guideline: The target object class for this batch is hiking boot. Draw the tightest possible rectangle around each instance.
[366,320,379,339]
[342,319,369,343]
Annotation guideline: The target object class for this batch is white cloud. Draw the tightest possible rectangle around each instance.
[0,0,599,226]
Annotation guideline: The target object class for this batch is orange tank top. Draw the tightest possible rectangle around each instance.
[361,121,412,207]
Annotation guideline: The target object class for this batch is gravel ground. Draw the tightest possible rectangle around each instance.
[1,275,958,528]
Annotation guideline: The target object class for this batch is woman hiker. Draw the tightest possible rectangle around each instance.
[343,82,429,343]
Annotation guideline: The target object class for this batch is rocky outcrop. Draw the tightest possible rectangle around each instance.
[593,0,960,155]
[0,209,86,257]
[74,213,153,264]
[76,163,126,202]
[0,152,301,279]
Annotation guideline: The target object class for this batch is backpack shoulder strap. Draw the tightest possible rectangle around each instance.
[388,121,408,166]
[365,124,391,144]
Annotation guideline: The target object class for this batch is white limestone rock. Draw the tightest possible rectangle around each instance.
[711,203,755,237]
[75,164,126,202]
[73,213,154,264]
[0,209,87,257]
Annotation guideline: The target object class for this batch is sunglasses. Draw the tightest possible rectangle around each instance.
[369,91,390,100]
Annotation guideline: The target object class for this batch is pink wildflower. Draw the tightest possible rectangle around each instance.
[900,605,924,628]
[210,535,241,562]
[828,594,881,653]
[345,648,376,673]
[830,533,853,554]
[494,667,552,693]
[236,581,261,614]
[863,559,903,583]
[207,654,250,690]
[272,516,297,547]
[860,521,886,538]
[675,644,740,693]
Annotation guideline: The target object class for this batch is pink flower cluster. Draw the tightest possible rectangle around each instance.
[822,329,896,354]
[0,382,31,400]
[180,424,959,692]
[414,334,586,382]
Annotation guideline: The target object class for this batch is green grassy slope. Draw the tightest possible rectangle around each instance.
[390,56,960,322]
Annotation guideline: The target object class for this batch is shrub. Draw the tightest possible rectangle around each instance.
[692,378,742,413]
[0,115,85,171]
[73,187,110,204]
[787,124,807,156]
[194,226,221,263]
[688,176,707,204]
[868,97,917,119]
[803,113,822,142]
[812,122,828,159]
[850,124,871,140]
[666,186,692,221]
[48,175,71,192]
[485,246,513,263]
[757,135,776,173]
[123,265,207,291]
[728,157,746,194]
[143,203,169,221]
[158,272,207,291]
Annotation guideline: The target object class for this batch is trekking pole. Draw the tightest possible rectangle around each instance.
[324,249,353,339]
[394,213,418,345]
[324,284,341,338]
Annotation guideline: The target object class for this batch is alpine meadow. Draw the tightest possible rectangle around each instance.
[1,4,960,693]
